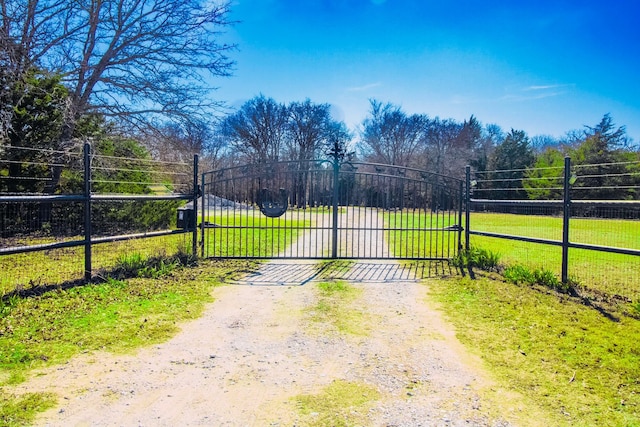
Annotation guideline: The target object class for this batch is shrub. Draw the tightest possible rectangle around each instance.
[503,264,535,284]
[452,246,501,272]
[111,249,196,280]
[113,252,147,278]
[504,264,569,293]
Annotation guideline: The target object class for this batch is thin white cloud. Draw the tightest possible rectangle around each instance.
[500,83,574,102]
[450,84,572,105]
[523,84,574,92]
[346,82,382,92]
[499,91,565,102]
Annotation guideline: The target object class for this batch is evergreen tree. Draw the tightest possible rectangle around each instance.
[488,129,534,199]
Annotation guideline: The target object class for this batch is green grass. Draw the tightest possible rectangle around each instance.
[202,212,311,257]
[471,212,640,249]
[451,245,501,272]
[469,212,640,249]
[0,391,57,427]
[0,258,257,423]
[0,233,194,296]
[304,280,371,336]
[1,210,308,295]
[467,212,640,300]
[385,210,461,259]
[2,241,638,426]
[429,276,640,427]
[292,379,380,427]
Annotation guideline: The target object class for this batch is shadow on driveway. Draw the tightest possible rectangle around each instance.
[227,260,458,286]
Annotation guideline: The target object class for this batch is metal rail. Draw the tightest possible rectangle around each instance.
[1,143,198,282]
[465,158,640,285]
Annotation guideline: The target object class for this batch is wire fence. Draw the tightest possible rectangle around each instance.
[4,142,638,302]
[1,142,197,296]
[466,157,640,302]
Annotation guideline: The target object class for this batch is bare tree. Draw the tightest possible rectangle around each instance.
[2,0,235,194]
[220,95,288,163]
[473,123,502,172]
[285,99,336,162]
[0,51,13,140]
[146,121,213,163]
[530,134,558,153]
[359,100,427,167]
[284,99,350,206]
[420,117,462,177]
[1,0,235,136]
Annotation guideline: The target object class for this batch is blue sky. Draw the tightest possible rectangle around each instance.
[214,0,640,142]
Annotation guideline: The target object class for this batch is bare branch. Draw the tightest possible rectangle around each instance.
[2,0,236,133]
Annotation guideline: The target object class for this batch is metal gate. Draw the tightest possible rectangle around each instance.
[200,156,463,260]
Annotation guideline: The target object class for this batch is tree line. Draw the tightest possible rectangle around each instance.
[215,96,639,201]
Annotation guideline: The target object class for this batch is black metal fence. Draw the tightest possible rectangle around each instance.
[7,142,636,301]
[465,157,640,301]
[1,143,197,295]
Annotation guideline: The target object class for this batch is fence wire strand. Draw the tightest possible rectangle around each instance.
[470,160,639,301]
[1,143,196,294]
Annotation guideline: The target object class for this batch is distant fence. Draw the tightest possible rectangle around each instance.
[465,157,640,301]
[0,143,198,295]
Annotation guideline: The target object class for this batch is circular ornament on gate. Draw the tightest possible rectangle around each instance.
[258,188,288,218]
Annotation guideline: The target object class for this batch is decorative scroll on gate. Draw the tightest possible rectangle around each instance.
[257,188,288,218]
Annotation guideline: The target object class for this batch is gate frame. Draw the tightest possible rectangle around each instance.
[200,149,465,261]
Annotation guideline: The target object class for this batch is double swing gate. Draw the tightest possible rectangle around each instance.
[200,157,464,261]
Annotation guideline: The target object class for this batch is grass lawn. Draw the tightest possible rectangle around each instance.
[1,211,307,295]
[1,207,638,426]
[385,209,461,259]
[202,211,313,257]
[1,253,639,426]
[469,212,639,250]
[429,274,640,427]
[467,212,640,300]
[0,233,194,296]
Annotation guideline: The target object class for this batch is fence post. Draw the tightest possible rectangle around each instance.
[458,180,464,252]
[200,168,205,258]
[192,154,199,257]
[465,165,471,251]
[331,156,339,259]
[561,156,571,284]
[83,143,92,282]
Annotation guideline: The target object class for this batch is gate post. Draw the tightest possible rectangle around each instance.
[331,155,339,258]
[200,168,205,258]
[458,180,464,252]
[192,154,199,257]
[465,165,471,251]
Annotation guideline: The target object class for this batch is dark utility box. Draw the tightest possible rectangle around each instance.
[177,207,195,229]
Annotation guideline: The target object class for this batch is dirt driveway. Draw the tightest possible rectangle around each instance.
[17,209,534,426]
[10,258,534,427]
